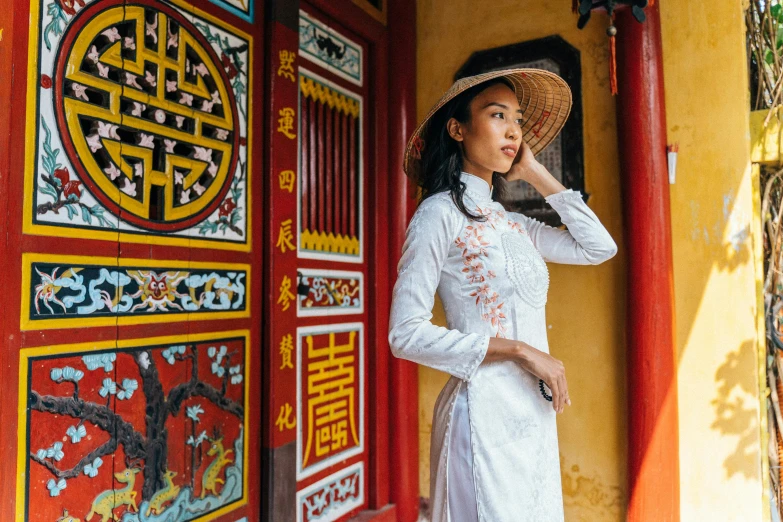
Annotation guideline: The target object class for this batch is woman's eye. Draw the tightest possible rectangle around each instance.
[515,119,524,125]
[493,112,504,119]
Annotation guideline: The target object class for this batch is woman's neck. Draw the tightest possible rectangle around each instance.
[461,158,494,189]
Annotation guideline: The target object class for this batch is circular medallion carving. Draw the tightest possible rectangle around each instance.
[54,0,239,231]
[501,231,549,308]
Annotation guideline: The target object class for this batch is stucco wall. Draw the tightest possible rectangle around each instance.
[660,1,765,521]
[416,1,765,520]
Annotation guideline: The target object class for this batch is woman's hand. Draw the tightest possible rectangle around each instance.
[503,139,543,184]
[484,337,571,414]
[517,343,570,413]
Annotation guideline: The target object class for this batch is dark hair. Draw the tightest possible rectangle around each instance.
[418,77,515,221]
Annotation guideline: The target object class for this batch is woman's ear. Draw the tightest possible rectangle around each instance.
[446,117,464,142]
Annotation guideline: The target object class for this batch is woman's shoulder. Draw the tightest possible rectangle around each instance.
[406,192,468,235]
[413,192,463,220]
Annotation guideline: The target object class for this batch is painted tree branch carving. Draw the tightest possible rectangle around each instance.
[26,340,245,521]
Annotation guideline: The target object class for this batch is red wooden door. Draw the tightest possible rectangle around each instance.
[0,0,264,520]
[264,1,391,520]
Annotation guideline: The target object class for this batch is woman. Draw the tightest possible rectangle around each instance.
[387,69,618,522]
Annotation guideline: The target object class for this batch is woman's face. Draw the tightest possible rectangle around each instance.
[447,83,523,178]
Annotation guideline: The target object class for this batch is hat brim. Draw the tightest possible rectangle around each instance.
[403,68,572,183]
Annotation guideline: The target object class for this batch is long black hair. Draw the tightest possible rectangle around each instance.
[418,77,516,221]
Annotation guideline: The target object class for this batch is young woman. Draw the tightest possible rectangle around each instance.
[388,69,618,521]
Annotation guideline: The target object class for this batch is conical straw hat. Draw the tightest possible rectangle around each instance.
[403,68,572,183]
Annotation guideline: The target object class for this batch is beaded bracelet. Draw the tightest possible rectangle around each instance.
[539,379,553,402]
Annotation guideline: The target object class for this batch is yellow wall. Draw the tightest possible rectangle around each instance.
[417,2,627,520]
[416,1,765,520]
[660,1,765,520]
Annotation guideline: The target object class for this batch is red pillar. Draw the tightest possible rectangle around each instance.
[615,3,680,521]
[388,0,420,520]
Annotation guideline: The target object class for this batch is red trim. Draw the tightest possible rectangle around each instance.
[369,30,391,509]
[349,504,397,522]
[52,0,240,232]
[0,0,18,516]
[615,4,680,521]
[387,0,419,520]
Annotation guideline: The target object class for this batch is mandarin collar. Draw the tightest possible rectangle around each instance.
[460,171,494,203]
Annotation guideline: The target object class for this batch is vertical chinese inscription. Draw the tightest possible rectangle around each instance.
[297,323,363,478]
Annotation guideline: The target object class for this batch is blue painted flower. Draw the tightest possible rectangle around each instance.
[84,457,103,478]
[50,368,63,381]
[117,378,138,400]
[82,353,116,372]
[186,430,208,447]
[35,449,47,460]
[47,442,64,462]
[47,478,66,497]
[162,345,187,365]
[61,366,84,382]
[66,424,87,443]
[99,378,117,398]
[230,364,243,384]
[186,404,204,423]
[211,361,225,377]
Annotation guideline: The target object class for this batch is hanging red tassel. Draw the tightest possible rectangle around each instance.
[609,33,618,95]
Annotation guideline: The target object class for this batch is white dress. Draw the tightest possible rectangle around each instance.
[388,172,618,522]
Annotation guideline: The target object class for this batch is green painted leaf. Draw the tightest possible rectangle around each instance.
[81,205,92,225]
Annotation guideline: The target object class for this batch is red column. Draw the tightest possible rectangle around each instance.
[388,0,420,520]
[615,3,680,521]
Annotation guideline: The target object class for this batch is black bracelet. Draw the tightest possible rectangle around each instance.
[539,379,553,402]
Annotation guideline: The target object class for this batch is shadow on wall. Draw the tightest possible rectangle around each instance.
[712,339,763,480]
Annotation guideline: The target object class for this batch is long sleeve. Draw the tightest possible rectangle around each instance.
[509,188,618,265]
[388,196,490,381]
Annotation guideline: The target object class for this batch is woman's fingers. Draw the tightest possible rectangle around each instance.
[549,378,560,412]
[550,366,569,413]
[558,374,567,413]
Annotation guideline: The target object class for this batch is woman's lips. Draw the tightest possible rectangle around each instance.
[501,147,517,158]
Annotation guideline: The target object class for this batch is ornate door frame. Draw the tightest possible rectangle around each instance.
[262,0,397,520]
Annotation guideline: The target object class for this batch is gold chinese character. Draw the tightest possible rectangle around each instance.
[279,169,296,193]
[302,331,359,467]
[276,219,295,253]
[277,50,296,82]
[275,403,296,431]
[277,107,296,139]
[280,333,294,370]
[277,275,296,311]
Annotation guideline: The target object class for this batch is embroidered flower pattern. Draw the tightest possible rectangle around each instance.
[457,213,508,337]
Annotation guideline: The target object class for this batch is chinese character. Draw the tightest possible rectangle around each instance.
[302,331,359,467]
[531,110,551,137]
[277,275,296,311]
[279,169,296,193]
[275,403,296,431]
[276,219,295,253]
[280,333,294,370]
[277,50,296,82]
[277,107,296,139]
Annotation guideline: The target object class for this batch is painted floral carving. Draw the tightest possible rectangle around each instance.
[24,337,247,520]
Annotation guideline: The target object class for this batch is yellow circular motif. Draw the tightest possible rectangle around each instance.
[55,0,238,231]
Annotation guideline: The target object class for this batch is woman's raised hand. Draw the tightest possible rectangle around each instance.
[503,139,541,184]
